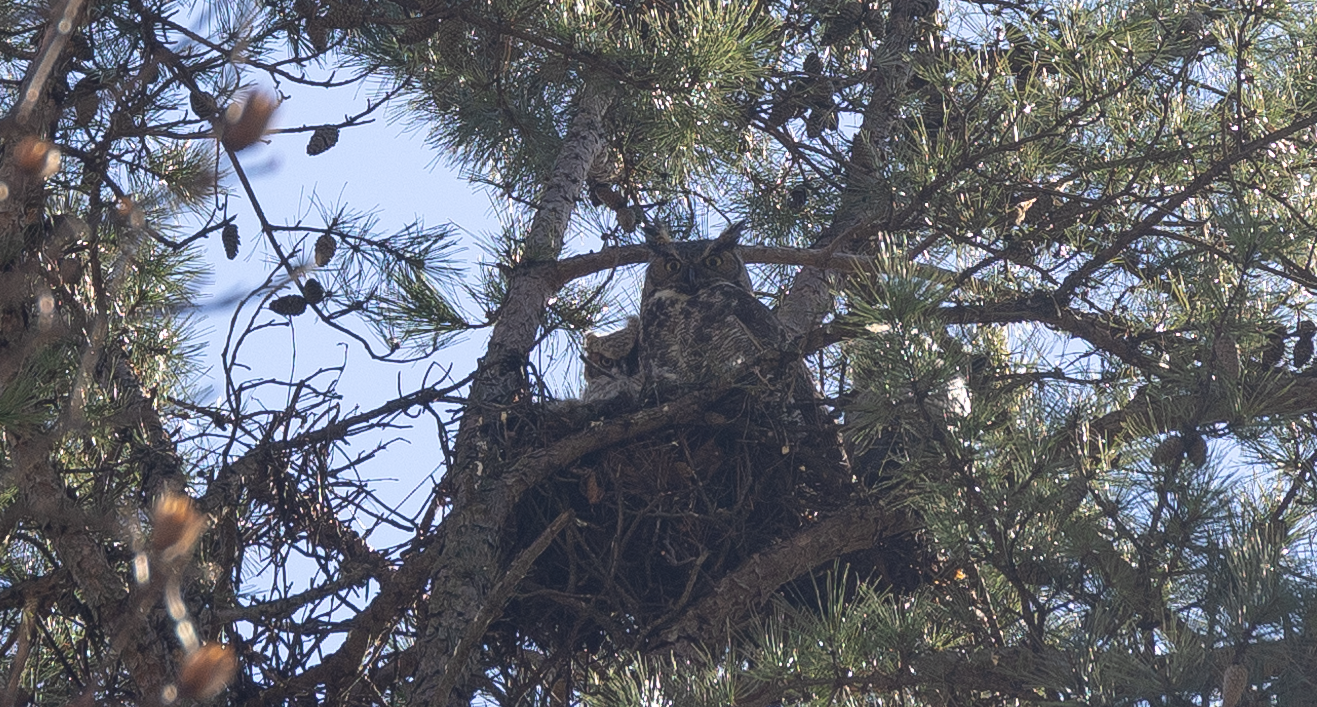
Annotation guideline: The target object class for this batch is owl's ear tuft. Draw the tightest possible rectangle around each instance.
[714,220,746,248]
[643,222,672,245]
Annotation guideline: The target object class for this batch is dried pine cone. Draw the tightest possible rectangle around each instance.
[821,2,864,46]
[293,0,318,19]
[1221,663,1247,707]
[314,233,337,267]
[306,18,331,52]
[270,295,308,316]
[302,278,325,304]
[222,223,239,260]
[398,18,441,44]
[70,76,100,126]
[74,92,99,126]
[1185,433,1208,467]
[765,91,801,128]
[323,0,366,28]
[803,51,823,75]
[1260,325,1287,367]
[1294,331,1314,369]
[788,184,809,211]
[190,90,217,120]
[305,125,339,156]
[1151,435,1184,467]
[589,182,627,210]
[893,0,938,19]
[616,207,638,233]
[306,126,340,156]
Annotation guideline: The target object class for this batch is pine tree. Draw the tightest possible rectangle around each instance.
[3,0,1317,703]
[347,0,1317,703]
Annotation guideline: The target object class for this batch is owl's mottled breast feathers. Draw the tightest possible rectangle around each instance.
[638,222,790,391]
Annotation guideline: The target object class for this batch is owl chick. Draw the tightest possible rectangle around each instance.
[582,317,641,403]
[638,222,791,393]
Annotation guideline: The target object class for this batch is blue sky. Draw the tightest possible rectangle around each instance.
[198,75,500,541]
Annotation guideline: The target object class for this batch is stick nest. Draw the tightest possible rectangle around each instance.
[491,387,932,659]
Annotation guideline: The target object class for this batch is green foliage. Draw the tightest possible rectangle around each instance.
[359,0,774,202]
[308,204,470,353]
[7,0,1317,700]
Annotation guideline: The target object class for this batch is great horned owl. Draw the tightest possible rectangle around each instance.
[582,317,641,402]
[638,222,791,392]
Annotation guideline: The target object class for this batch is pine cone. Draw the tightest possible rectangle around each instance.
[1185,433,1208,467]
[323,0,366,28]
[1214,334,1240,381]
[190,90,217,120]
[270,295,308,316]
[74,92,99,127]
[302,278,326,304]
[398,18,441,44]
[222,223,240,260]
[70,76,100,127]
[589,182,627,210]
[765,90,801,128]
[616,206,638,233]
[293,0,319,19]
[862,5,885,33]
[803,51,824,75]
[306,126,340,156]
[139,60,160,86]
[435,19,470,64]
[1151,435,1184,467]
[788,184,809,211]
[805,102,838,137]
[1260,326,1287,367]
[820,2,864,46]
[893,0,937,19]
[306,18,331,52]
[1294,332,1314,369]
[1221,663,1247,707]
[314,233,337,267]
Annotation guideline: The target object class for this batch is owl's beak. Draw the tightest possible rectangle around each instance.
[683,266,698,290]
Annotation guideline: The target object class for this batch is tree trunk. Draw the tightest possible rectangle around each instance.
[408,81,613,707]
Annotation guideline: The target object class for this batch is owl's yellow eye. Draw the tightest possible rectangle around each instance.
[598,356,614,367]
[704,255,723,268]
[664,259,682,273]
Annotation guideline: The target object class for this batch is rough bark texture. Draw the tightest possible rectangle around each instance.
[658,503,917,651]
[408,82,613,707]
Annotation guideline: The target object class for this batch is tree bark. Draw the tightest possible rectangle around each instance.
[775,15,921,337]
[408,81,613,707]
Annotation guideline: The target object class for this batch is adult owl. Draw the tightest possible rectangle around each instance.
[581,317,641,403]
[638,222,793,394]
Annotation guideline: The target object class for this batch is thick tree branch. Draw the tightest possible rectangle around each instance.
[657,503,919,652]
[388,80,616,707]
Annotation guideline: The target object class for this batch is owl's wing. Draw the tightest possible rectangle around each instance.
[720,285,787,348]
[704,284,820,401]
